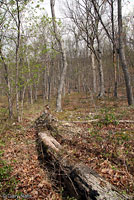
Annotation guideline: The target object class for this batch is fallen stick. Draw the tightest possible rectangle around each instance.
[60,119,134,124]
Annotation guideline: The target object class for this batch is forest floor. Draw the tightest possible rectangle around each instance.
[0,92,134,199]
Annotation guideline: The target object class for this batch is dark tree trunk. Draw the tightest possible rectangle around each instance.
[15,0,21,121]
[111,0,118,98]
[118,0,134,105]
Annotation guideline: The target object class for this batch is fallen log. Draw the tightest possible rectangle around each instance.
[35,111,132,200]
[38,132,62,152]
[38,131,132,200]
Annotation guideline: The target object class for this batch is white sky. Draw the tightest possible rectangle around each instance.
[39,0,64,18]
[42,0,134,18]
[30,0,134,21]
[123,0,134,15]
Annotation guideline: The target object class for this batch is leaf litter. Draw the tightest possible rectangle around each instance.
[0,93,134,199]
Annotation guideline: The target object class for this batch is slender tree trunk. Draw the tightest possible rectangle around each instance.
[15,0,21,121]
[42,68,46,104]
[113,51,118,97]
[91,52,97,93]
[98,55,105,97]
[15,59,20,120]
[56,52,67,111]
[27,59,33,104]
[20,86,26,121]
[111,0,118,98]
[117,53,120,83]
[94,2,105,98]
[34,83,38,102]
[7,89,13,118]
[48,76,51,101]
[97,40,105,97]
[50,0,68,112]
[118,0,134,105]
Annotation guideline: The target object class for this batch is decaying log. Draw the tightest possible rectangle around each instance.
[38,131,132,200]
[35,111,132,200]
[69,164,131,200]
[34,110,58,132]
[38,132,62,152]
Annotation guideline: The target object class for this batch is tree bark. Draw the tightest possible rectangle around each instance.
[27,59,33,104]
[42,68,46,104]
[20,85,26,121]
[91,52,97,93]
[110,0,118,98]
[97,49,105,97]
[15,0,21,121]
[34,83,38,102]
[113,51,118,98]
[94,2,105,98]
[50,0,68,112]
[118,0,134,105]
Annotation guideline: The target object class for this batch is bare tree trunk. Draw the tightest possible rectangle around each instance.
[20,86,26,121]
[56,52,67,111]
[113,51,118,97]
[42,68,46,104]
[118,0,134,105]
[27,60,33,105]
[98,56,105,97]
[15,0,21,121]
[34,83,38,102]
[110,0,118,98]
[91,51,97,93]
[50,0,67,112]
[97,40,105,97]
[15,53,20,120]
[47,76,51,101]
[94,2,105,98]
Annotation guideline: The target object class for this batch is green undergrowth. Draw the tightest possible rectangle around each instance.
[96,108,119,126]
[0,111,23,196]
[0,141,17,195]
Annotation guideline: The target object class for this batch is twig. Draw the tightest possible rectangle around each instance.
[60,119,134,123]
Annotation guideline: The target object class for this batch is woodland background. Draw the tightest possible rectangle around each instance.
[0,0,134,199]
[0,0,134,119]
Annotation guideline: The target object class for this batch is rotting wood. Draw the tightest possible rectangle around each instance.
[35,111,132,200]
[38,131,132,200]
[38,132,62,152]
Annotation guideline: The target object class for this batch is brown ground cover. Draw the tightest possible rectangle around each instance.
[0,93,134,199]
